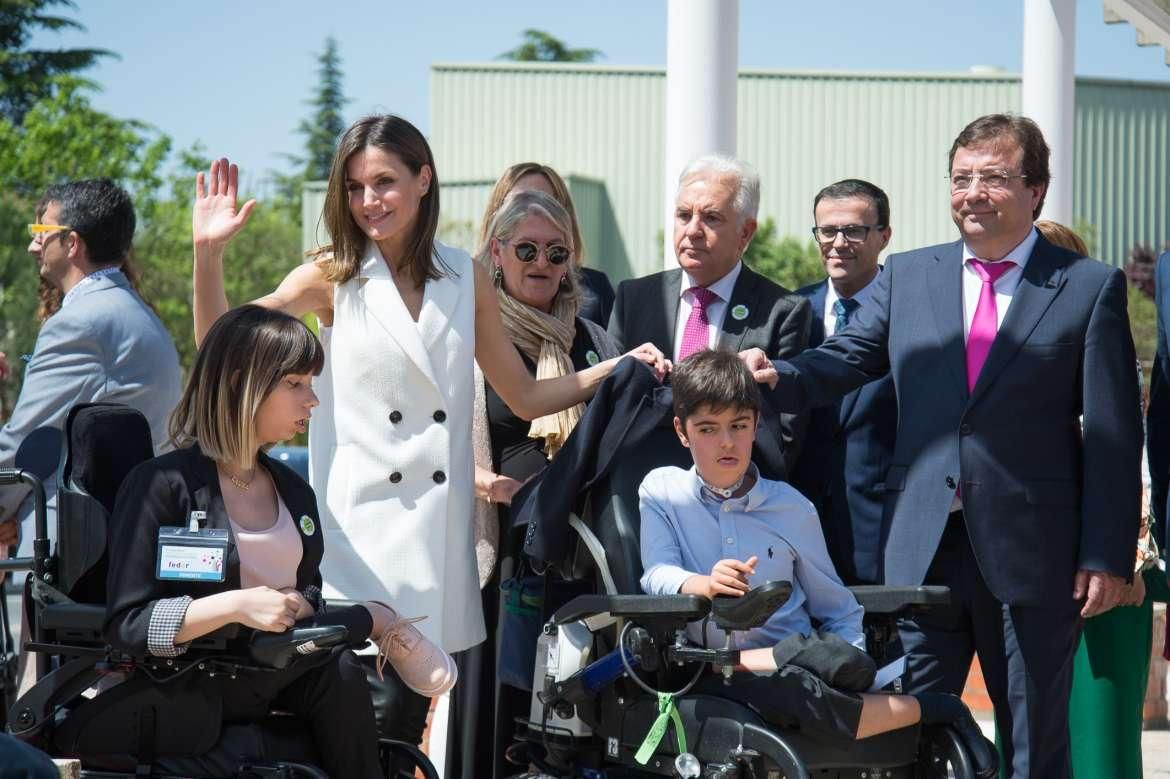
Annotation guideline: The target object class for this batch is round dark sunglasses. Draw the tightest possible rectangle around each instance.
[512,241,572,265]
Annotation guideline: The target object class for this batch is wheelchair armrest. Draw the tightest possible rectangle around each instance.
[552,593,710,627]
[41,603,105,633]
[850,585,950,615]
[248,624,349,670]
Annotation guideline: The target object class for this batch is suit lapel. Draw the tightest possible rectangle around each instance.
[717,265,759,352]
[190,447,242,590]
[806,281,828,347]
[927,242,970,399]
[657,269,683,354]
[968,237,1067,404]
[356,244,438,389]
[416,253,462,353]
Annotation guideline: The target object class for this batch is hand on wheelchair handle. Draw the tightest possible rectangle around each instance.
[231,586,302,632]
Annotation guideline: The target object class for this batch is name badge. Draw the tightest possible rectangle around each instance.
[157,525,229,582]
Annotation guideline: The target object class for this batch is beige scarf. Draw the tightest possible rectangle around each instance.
[496,286,584,458]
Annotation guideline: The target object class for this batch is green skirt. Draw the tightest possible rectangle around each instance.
[1067,593,1154,779]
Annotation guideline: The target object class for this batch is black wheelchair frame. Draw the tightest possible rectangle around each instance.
[500,434,989,779]
[0,403,439,779]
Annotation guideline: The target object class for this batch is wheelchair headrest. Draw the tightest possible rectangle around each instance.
[62,403,154,515]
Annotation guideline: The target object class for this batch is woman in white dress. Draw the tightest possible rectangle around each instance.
[189,114,668,744]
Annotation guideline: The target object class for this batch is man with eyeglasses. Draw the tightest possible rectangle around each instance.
[742,114,1140,778]
[608,153,811,479]
[0,179,181,560]
[789,180,896,588]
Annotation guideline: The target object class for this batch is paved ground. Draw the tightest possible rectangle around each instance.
[975,713,1170,777]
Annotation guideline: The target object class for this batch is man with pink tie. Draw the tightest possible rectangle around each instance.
[744,115,1142,778]
[608,154,811,478]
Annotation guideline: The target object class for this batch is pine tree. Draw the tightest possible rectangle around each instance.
[0,0,114,124]
[498,29,602,63]
[295,36,348,181]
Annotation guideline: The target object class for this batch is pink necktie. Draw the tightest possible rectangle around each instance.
[678,286,718,361]
[966,259,1016,392]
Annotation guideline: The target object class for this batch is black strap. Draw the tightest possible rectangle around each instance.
[135,704,156,776]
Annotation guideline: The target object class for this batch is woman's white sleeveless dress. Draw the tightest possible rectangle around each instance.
[309,240,484,653]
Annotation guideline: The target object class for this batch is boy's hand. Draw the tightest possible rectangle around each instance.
[706,556,758,598]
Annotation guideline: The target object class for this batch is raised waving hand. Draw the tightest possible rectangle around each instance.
[194,157,257,248]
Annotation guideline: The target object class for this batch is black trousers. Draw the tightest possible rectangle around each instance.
[897,511,1082,778]
[694,631,874,742]
[219,648,382,779]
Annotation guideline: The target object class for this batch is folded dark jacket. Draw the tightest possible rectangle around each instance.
[770,629,877,692]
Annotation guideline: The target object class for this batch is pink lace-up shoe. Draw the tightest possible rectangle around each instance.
[369,601,457,697]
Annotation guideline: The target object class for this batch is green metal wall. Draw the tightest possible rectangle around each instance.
[425,62,1170,279]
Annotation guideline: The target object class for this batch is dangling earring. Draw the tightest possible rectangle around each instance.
[492,264,503,284]
[559,274,570,290]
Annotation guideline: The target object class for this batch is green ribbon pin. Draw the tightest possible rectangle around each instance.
[634,692,687,765]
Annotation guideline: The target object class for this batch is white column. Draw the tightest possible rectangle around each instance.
[663,0,739,270]
[1021,0,1076,225]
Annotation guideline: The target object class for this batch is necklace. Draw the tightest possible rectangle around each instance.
[701,473,745,500]
[227,466,256,491]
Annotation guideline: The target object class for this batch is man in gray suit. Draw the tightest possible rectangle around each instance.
[0,179,181,557]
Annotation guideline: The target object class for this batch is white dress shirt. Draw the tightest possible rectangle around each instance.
[823,269,882,337]
[960,228,1038,340]
[672,261,743,361]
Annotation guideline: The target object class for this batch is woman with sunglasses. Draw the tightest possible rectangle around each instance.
[189,115,668,749]
[450,190,622,777]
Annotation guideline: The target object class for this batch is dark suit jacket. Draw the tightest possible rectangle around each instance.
[1146,249,1170,558]
[578,266,617,329]
[789,279,897,585]
[516,358,790,568]
[608,263,812,475]
[769,235,1142,607]
[104,443,326,657]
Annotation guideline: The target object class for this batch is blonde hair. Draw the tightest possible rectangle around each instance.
[1034,219,1089,255]
[476,163,588,268]
[168,305,324,468]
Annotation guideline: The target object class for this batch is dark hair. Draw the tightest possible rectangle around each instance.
[168,305,325,465]
[813,179,890,227]
[949,114,1050,219]
[318,114,447,288]
[672,349,762,425]
[41,178,135,266]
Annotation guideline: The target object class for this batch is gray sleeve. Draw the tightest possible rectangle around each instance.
[146,596,194,657]
[0,314,105,519]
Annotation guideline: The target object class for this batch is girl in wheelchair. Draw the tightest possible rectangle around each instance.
[103,305,455,778]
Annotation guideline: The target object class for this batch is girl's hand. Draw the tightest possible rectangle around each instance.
[621,342,670,381]
[194,157,257,249]
[232,586,300,632]
[277,587,315,620]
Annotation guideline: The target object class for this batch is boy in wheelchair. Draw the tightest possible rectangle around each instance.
[8,306,453,778]
[637,349,995,777]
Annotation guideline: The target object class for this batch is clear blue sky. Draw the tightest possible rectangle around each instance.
[31,0,1170,192]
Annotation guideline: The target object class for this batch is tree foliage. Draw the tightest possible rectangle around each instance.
[498,29,602,63]
[743,218,824,291]
[276,37,349,208]
[0,0,113,124]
